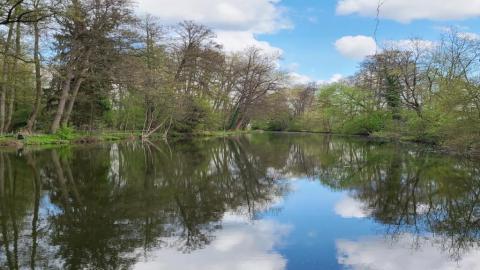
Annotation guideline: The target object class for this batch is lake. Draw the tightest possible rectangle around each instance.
[0,133,479,269]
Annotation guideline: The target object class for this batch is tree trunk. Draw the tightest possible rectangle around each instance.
[0,23,14,134]
[61,76,84,127]
[26,21,42,133]
[50,69,74,133]
[5,21,21,132]
[234,116,244,130]
[59,50,90,129]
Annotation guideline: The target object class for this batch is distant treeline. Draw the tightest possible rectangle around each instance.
[261,33,480,155]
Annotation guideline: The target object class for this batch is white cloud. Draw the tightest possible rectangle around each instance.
[437,27,480,41]
[335,35,377,60]
[215,31,283,55]
[334,195,371,218]
[133,213,291,270]
[337,234,480,270]
[321,73,343,84]
[288,72,313,85]
[335,37,438,61]
[135,0,290,33]
[288,72,343,86]
[134,0,291,54]
[336,0,480,23]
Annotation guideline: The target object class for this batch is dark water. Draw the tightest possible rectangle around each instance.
[0,133,479,270]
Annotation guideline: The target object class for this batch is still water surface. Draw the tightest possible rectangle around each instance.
[0,133,479,269]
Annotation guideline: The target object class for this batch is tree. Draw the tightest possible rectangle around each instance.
[25,0,50,132]
[290,83,316,117]
[50,0,133,133]
[0,0,40,25]
[228,47,284,130]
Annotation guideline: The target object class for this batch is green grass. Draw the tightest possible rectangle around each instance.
[0,129,255,148]
[25,134,70,145]
[0,131,141,147]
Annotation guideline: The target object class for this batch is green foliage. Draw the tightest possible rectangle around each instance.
[174,98,221,133]
[288,111,329,132]
[264,118,290,131]
[250,120,269,131]
[25,134,69,145]
[400,110,442,143]
[284,74,479,156]
[251,112,291,132]
[287,84,383,135]
[55,126,76,140]
[256,110,292,132]
[341,112,388,135]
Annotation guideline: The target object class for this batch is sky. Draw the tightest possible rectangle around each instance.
[134,0,480,84]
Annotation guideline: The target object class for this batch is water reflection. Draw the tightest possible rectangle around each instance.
[135,213,290,270]
[337,234,480,270]
[334,195,371,219]
[0,134,478,269]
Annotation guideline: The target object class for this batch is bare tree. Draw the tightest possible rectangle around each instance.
[290,83,316,117]
[228,47,284,130]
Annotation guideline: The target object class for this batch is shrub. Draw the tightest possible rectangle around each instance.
[341,112,388,135]
[56,126,76,140]
[403,110,442,144]
[266,118,290,131]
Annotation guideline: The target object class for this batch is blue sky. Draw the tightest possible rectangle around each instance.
[136,0,480,83]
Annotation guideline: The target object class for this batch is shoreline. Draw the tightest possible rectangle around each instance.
[0,130,252,148]
[255,130,480,159]
[0,130,477,159]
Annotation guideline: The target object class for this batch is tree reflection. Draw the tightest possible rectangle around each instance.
[0,134,478,268]
[0,137,290,269]
[312,139,480,260]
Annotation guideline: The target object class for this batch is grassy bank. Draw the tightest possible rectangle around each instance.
[0,131,140,148]
[0,129,256,148]
[1,128,477,159]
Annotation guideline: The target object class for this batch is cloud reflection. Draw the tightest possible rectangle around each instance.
[334,195,371,218]
[337,234,480,270]
[134,212,291,270]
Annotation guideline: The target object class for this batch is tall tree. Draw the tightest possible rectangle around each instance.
[25,0,45,132]
[228,47,284,130]
[50,0,132,133]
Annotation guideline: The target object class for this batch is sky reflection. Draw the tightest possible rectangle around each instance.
[337,234,480,270]
[134,212,292,270]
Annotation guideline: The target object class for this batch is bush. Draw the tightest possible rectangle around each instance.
[266,118,290,131]
[402,110,442,144]
[251,120,269,131]
[56,126,76,140]
[173,97,222,133]
[341,112,388,135]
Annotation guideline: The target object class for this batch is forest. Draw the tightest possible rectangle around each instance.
[0,0,479,155]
